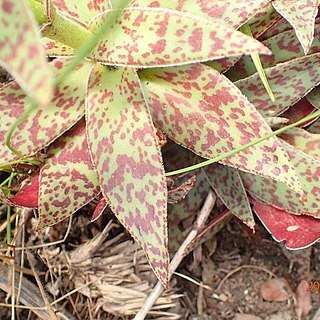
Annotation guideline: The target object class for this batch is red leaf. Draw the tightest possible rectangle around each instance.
[91,195,108,222]
[10,173,39,208]
[251,199,320,249]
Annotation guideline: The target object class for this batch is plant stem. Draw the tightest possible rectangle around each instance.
[165,109,320,176]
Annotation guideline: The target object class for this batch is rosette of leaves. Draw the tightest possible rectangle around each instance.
[1,0,320,287]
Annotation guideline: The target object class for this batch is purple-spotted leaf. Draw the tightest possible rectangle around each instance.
[228,23,320,81]
[259,17,295,40]
[249,3,281,38]
[307,85,320,109]
[89,8,271,68]
[0,0,53,105]
[0,58,93,163]
[140,63,302,195]
[86,65,168,287]
[10,173,39,208]
[252,199,320,249]
[167,175,196,204]
[265,116,289,128]
[162,142,210,254]
[38,120,100,228]
[91,194,108,222]
[204,163,254,229]
[52,0,112,24]
[273,0,318,54]
[280,127,320,161]
[42,38,75,57]
[242,141,320,218]
[235,53,320,117]
[129,0,270,29]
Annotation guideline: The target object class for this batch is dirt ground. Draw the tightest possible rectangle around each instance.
[0,207,319,320]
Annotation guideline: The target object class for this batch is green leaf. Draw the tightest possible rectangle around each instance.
[235,53,320,117]
[128,0,270,29]
[0,0,53,105]
[307,85,320,109]
[51,0,112,25]
[38,120,100,228]
[89,7,271,67]
[242,140,320,218]
[140,63,302,195]
[229,22,320,81]
[0,58,93,163]
[86,65,169,287]
[204,164,254,229]
[273,0,318,54]
[42,37,75,57]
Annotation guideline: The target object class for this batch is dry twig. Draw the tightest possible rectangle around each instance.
[133,190,216,320]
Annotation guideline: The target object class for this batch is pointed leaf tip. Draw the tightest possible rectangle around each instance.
[0,0,53,106]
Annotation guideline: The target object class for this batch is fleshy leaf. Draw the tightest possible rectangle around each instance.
[242,141,320,218]
[89,8,271,68]
[281,98,316,127]
[204,163,254,229]
[52,0,112,24]
[249,3,281,38]
[42,38,75,57]
[307,85,320,109]
[0,58,93,163]
[91,194,108,222]
[0,0,53,106]
[252,199,320,249]
[167,175,196,204]
[272,0,318,54]
[280,127,320,161]
[86,65,169,287]
[229,23,320,81]
[235,53,320,117]
[140,63,302,195]
[10,173,39,208]
[38,120,100,228]
[129,0,270,29]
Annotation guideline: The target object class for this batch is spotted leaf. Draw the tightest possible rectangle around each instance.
[235,53,320,117]
[307,85,320,109]
[229,23,320,81]
[0,58,93,163]
[129,0,270,29]
[91,194,108,222]
[280,127,320,161]
[140,63,302,195]
[249,3,281,38]
[38,120,100,228]
[42,38,75,57]
[89,7,271,68]
[204,163,254,229]
[86,65,168,287]
[52,0,112,25]
[273,0,318,54]
[0,0,53,105]
[252,199,320,249]
[168,175,196,204]
[242,141,320,218]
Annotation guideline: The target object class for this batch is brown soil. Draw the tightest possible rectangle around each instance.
[0,207,319,320]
